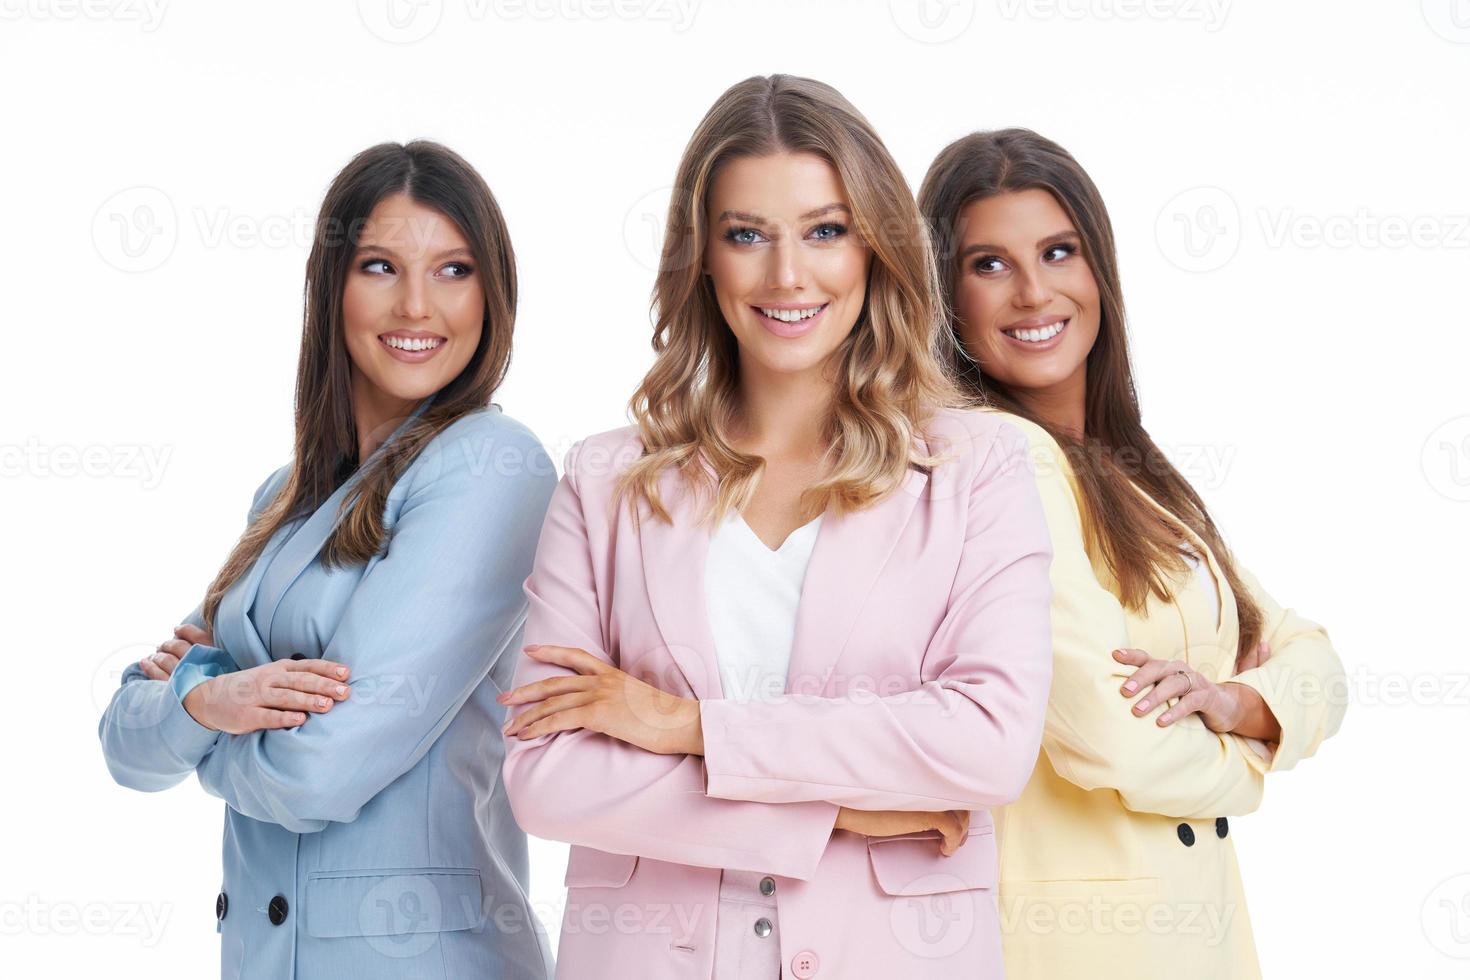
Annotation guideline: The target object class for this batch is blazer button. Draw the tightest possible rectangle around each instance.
[268,895,289,925]
[1177,823,1196,847]
[753,917,773,938]
[215,892,228,921]
[1216,817,1229,838]
[791,950,820,978]
[759,876,776,896]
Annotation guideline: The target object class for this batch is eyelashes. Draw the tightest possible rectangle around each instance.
[356,258,475,277]
[970,241,1080,275]
[721,222,850,245]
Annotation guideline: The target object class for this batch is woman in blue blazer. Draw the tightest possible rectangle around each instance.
[98,141,557,980]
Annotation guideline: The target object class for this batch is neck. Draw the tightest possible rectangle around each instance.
[730,354,834,460]
[350,369,419,462]
[1014,370,1087,442]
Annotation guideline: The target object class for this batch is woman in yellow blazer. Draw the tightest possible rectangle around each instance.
[918,128,1347,979]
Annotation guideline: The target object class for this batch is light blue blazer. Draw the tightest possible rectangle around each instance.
[98,400,558,980]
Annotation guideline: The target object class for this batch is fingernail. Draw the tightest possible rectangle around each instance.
[1123,681,1137,693]
[524,644,541,652]
[317,698,329,709]
[336,667,348,678]
[336,685,348,697]
[1137,700,1149,711]
[1160,713,1172,724]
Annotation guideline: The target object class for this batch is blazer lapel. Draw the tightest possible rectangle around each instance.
[214,528,291,669]
[639,448,930,701]
[1129,480,1235,638]
[785,465,927,697]
[638,464,726,700]
[253,397,436,655]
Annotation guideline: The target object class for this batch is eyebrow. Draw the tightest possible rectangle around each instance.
[353,244,474,261]
[715,203,851,224]
[957,230,1080,262]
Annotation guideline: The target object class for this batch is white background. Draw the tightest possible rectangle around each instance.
[3,0,1468,975]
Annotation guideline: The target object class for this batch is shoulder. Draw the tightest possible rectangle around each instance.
[921,406,1039,487]
[406,406,557,498]
[560,423,644,493]
[250,462,293,518]
[965,409,1088,531]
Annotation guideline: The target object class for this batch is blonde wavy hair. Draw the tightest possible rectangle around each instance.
[619,74,967,525]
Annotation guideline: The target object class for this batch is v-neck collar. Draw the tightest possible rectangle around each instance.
[728,511,824,556]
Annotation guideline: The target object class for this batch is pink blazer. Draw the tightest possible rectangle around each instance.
[502,407,1054,979]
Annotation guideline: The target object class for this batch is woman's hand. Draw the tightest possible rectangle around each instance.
[138,624,215,681]
[182,658,352,734]
[834,807,971,856]
[498,644,704,756]
[1114,643,1275,735]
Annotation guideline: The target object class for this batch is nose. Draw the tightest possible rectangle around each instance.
[1013,263,1054,310]
[393,272,433,321]
[764,237,805,292]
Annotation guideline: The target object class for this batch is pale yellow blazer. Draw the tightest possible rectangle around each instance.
[989,411,1347,980]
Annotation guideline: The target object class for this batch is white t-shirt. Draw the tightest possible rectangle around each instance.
[703,511,823,702]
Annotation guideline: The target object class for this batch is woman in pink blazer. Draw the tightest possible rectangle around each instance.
[498,75,1055,979]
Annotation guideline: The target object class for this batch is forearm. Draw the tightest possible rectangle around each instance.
[98,667,221,791]
[503,727,838,878]
[1223,682,1282,741]
[699,679,1047,812]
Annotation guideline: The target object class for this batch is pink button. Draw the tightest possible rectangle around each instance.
[791,950,820,978]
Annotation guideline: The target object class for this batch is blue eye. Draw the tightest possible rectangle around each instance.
[724,226,764,245]
[810,222,847,241]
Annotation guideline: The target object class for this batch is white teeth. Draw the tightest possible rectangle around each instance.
[758,305,825,322]
[1004,320,1067,343]
[383,335,444,352]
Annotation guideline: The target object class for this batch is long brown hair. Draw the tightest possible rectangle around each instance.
[918,128,1262,662]
[620,74,964,525]
[202,140,519,627]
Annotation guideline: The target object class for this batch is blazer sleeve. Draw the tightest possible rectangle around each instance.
[96,466,286,792]
[189,421,556,833]
[1223,566,1346,773]
[1016,421,1268,819]
[500,441,842,881]
[697,421,1055,812]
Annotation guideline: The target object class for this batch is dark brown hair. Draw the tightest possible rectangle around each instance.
[203,140,518,626]
[919,128,1262,663]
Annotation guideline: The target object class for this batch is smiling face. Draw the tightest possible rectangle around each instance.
[951,188,1101,408]
[341,192,484,419]
[702,151,871,383]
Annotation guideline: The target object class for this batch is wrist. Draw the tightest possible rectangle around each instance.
[676,698,705,756]
[182,682,220,732]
